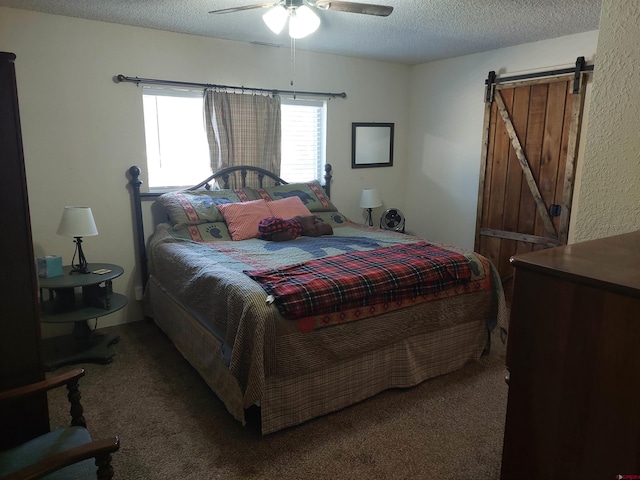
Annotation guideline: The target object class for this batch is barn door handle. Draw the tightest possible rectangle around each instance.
[549,204,562,217]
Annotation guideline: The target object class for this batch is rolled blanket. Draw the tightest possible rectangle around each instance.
[293,215,333,237]
[258,216,303,241]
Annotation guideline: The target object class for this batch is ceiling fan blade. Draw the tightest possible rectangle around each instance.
[314,1,393,16]
[209,2,280,14]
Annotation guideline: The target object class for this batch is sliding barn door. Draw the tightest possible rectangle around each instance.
[475,70,589,297]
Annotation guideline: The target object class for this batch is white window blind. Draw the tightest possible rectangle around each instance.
[280,98,327,183]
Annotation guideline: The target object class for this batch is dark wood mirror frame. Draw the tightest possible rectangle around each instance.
[351,122,394,168]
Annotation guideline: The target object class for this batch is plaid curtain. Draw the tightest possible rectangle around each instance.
[204,90,281,188]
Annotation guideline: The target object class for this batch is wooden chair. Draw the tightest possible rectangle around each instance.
[0,368,119,479]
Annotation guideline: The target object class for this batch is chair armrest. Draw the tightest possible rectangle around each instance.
[0,436,120,480]
[0,368,85,402]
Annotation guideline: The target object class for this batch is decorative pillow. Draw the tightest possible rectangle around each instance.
[266,196,312,219]
[218,199,272,241]
[311,211,351,227]
[158,189,258,229]
[256,181,337,212]
[169,222,234,242]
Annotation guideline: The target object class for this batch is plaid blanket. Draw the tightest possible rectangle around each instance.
[245,241,472,320]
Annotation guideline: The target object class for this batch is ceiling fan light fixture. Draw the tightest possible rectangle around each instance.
[262,5,289,34]
[288,5,321,39]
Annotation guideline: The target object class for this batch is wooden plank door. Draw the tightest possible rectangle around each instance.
[475,73,588,299]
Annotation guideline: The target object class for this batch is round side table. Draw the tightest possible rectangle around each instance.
[39,263,127,370]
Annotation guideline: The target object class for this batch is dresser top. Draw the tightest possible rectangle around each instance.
[510,230,640,297]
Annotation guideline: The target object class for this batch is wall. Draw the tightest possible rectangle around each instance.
[571,0,640,241]
[0,7,410,333]
[406,31,599,250]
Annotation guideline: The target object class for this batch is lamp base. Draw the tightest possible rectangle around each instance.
[70,264,91,275]
[69,236,91,274]
[364,208,374,227]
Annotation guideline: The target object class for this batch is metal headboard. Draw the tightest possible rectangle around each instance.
[127,164,333,290]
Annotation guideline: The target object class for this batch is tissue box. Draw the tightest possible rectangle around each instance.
[36,255,64,278]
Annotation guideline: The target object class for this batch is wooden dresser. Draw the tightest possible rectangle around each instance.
[501,230,640,479]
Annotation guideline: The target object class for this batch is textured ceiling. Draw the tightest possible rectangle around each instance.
[0,0,602,65]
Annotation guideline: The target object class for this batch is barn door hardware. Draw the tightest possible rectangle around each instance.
[483,57,594,104]
[485,70,496,103]
[549,204,562,217]
[573,56,586,93]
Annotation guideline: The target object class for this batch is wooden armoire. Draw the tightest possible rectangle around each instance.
[0,51,49,449]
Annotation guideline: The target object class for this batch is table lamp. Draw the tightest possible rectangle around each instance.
[57,206,98,274]
[360,188,382,226]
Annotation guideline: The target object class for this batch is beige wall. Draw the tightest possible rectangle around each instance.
[0,7,410,333]
[571,0,640,241]
[406,31,599,249]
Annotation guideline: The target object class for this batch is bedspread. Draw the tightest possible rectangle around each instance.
[147,221,506,409]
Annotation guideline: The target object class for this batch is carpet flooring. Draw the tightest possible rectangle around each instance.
[47,320,508,479]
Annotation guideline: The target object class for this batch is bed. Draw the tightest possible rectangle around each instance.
[128,164,507,435]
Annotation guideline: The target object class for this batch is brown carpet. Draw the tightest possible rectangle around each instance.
[48,320,508,479]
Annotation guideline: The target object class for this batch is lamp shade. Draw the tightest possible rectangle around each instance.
[360,188,382,209]
[288,5,321,39]
[57,206,98,237]
[263,5,288,34]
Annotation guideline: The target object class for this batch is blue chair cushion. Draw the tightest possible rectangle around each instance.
[0,426,97,479]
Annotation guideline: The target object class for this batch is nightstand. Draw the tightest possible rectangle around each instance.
[39,263,127,370]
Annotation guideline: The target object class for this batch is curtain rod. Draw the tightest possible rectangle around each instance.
[115,74,347,99]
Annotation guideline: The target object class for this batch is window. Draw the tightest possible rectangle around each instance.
[142,87,210,190]
[142,88,327,189]
[280,98,327,183]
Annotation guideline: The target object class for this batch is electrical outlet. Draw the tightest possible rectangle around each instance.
[134,285,144,301]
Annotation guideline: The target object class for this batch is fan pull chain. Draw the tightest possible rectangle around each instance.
[290,36,296,99]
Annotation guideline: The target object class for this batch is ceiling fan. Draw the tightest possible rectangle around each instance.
[209,1,393,39]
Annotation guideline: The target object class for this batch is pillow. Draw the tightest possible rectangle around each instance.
[311,211,351,228]
[218,199,272,241]
[256,181,337,212]
[158,189,258,229]
[169,222,234,242]
[266,196,312,219]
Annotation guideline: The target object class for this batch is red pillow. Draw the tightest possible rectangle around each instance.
[266,196,312,219]
[218,199,272,241]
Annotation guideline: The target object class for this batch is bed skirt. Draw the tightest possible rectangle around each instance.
[146,276,491,435]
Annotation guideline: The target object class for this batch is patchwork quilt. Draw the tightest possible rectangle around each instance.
[149,222,494,332]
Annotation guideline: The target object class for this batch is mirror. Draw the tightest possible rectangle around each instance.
[351,122,394,168]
